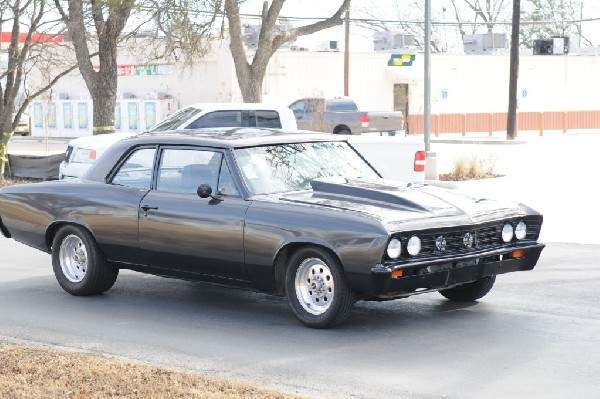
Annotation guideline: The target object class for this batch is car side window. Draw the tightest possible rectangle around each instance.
[185,111,243,129]
[217,159,240,197]
[156,148,222,194]
[289,100,305,113]
[111,148,156,190]
[250,110,282,129]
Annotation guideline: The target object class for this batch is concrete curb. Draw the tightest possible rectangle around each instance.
[425,176,508,190]
[431,138,527,145]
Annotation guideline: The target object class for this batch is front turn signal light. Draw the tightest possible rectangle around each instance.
[510,250,525,259]
[391,270,404,279]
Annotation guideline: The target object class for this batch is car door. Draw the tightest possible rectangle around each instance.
[289,99,310,130]
[99,146,157,264]
[138,147,250,279]
[290,99,323,131]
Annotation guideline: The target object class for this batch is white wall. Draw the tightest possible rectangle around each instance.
[28,42,600,121]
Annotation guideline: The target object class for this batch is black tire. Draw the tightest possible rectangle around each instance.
[51,225,118,296]
[439,276,496,302]
[285,246,355,328]
[335,129,351,135]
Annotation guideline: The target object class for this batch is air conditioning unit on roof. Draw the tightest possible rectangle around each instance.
[317,40,339,52]
[374,31,415,51]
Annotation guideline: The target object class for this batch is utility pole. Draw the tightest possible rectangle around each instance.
[344,10,350,96]
[507,0,520,140]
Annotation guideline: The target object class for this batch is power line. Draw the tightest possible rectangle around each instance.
[133,5,600,27]
[240,13,600,26]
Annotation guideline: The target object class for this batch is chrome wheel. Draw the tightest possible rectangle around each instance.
[294,257,335,315]
[59,234,88,283]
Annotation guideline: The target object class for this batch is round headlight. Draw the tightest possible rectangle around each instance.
[406,236,421,256]
[515,221,527,240]
[501,223,514,243]
[387,238,402,259]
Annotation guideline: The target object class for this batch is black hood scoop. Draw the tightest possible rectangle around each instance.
[308,178,434,212]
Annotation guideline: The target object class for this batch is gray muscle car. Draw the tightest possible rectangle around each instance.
[0,128,544,328]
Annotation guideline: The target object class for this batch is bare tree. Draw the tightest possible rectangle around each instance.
[356,0,448,52]
[356,0,512,52]
[0,0,80,178]
[53,0,221,135]
[224,0,352,102]
[53,0,136,135]
[520,0,590,48]
[449,0,511,35]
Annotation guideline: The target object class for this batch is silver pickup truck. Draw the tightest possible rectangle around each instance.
[289,97,404,135]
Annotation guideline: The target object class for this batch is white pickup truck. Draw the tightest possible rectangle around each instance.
[59,103,425,183]
[347,135,425,182]
[59,103,297,179]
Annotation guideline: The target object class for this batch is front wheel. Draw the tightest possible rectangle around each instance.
[439,276,496,302]
[285,247,355,328]
[51,225,118,296]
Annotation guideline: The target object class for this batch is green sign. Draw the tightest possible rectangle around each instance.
[136,64,173,76]
[388,54,415,67]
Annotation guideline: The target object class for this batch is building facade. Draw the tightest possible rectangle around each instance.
[29,41,600,137]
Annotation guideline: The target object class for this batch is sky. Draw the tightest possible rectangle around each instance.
[239,0,600,52]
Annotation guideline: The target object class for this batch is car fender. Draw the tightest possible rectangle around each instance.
[45,218,95,252]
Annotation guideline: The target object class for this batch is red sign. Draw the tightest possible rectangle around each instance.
[93,64,137,76]
[0,32,63,44]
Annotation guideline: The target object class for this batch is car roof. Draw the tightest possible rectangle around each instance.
[83,128,344,182]
[184,103,290,111]
[131,127,341,148]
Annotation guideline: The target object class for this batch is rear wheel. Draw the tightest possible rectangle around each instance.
[335,128,351,135]
[285,246,355,328]
[439,276,496,302]
[51,225,118,296]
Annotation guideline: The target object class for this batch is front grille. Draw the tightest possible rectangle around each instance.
[389,215,542,262]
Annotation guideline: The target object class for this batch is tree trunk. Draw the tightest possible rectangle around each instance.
[225,0,350,103]
[55,0,134,135]
[0,117,13,178]
[91,88,117,133]
[239,74,264,103]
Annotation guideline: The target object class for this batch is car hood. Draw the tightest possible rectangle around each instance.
[278,177,528,233]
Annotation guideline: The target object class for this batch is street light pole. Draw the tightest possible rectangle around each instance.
[424,0,431,152]
[344,10,350,96]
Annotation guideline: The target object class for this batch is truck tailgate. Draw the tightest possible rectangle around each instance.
[366,112,404,133]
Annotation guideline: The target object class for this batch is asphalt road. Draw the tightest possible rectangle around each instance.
[1,238,598,399]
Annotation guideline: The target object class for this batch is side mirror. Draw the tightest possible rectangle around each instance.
[197,184,212,198]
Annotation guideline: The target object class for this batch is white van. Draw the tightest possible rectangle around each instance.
[59,103,297,180]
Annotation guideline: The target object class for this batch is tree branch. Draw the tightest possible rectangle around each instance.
[272,0,351,50]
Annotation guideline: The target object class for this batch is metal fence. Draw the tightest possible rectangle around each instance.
[408,111,600,136]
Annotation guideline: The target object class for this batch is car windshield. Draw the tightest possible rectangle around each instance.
[148,107,201,132]
[235,141,379,195]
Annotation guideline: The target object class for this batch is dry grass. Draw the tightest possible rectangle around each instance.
[439,155,503,181]
[0,344,300,399]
